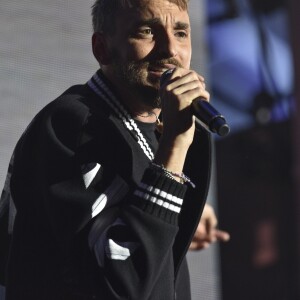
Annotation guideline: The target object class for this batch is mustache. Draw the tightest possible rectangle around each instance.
[147,58,183,69]
[129,58,182,69]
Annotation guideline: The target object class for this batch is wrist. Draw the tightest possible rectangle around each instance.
[153,144,188,175]
[150,162,195,188]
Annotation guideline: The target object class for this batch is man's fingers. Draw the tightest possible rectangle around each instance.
[190,204,230,251]
[162,68,208,99]
[214,229,230,242]
[193,223,206,240]
[192,228,230,243]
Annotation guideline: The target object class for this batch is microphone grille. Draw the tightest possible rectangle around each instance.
[160,68,175,85]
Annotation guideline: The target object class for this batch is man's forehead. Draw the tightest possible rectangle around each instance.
[119,0,188,10]
[116,0,189,22]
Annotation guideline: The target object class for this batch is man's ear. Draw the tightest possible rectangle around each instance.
[92,32,112,65]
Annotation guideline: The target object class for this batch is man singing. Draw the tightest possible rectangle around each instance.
[4,0,228,299]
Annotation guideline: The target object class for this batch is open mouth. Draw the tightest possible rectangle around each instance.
[148,67,168,74]
[149,63,177,73]
[148,64,176,78]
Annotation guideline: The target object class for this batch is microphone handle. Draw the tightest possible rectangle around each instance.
[191,98,230,137]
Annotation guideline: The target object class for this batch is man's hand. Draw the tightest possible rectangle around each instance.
[189,204,230,251]
[154,67,209,179]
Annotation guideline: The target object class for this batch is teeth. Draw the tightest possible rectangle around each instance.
[150,68,167,72]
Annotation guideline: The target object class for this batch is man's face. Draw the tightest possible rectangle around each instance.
[104,0,192,108]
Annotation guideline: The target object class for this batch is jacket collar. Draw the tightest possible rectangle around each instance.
[84,71,153,185]
[87,70,155,161]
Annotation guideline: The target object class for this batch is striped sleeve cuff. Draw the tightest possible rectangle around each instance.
[131,168,187,225]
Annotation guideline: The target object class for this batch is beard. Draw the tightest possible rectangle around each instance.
[111,57,183,109]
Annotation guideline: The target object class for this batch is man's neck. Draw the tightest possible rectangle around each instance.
[101,68,161,123]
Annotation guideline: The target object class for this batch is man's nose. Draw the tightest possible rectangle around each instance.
[156,32,178,58]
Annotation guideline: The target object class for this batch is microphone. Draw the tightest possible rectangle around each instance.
[160,69,230,137]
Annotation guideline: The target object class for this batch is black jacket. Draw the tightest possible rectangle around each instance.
[5,72,212,300]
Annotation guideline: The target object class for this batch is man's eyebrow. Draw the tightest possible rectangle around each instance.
[135,18,162,27]
[135,18,190,29]
[174,21,190,30]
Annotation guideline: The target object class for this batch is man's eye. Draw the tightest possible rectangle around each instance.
[175,31,188,38]
[139,28,153,35]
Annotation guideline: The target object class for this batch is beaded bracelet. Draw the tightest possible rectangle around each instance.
[151,162,196,188]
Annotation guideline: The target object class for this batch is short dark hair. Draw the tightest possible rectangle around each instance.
[91,0,189,35]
